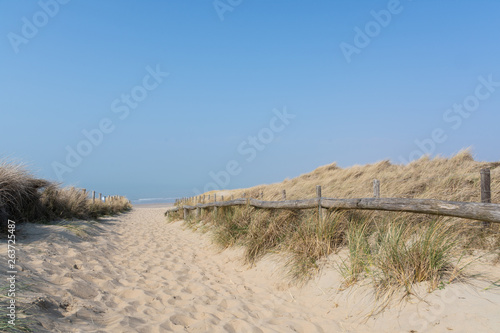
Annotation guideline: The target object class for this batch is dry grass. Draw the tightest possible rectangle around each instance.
[0,160,131,231]
[222,149,500,203]
[0,160,50,225]
[169,150,500,295]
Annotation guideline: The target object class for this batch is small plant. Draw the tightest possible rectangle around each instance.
[285,211,346,283]
[370,219,461,295]
[340,217,373,286]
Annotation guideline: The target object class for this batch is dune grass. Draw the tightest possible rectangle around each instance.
[0,283,35,332]
[221,149,500,204]
[341,217,462,295]
[0,160,131,231]
[168,150,500,296]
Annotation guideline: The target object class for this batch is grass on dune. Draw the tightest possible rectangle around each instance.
[168,150,500,296]
[341,217,462,295]
[221,149,500,204]
[0,160,132,231]
[172,205,470,297]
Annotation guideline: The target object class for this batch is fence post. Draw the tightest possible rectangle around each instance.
[92,191,96,203]
[481,168,491,227]
[316,185,322,222]
[373,179,380,198]
[183,207,188,220]
[221,195,224,201]
[282,190,286,201]
[99,193,102,202]
[214,194,218,215]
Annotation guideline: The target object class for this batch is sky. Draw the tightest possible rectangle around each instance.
[1,0,500,202]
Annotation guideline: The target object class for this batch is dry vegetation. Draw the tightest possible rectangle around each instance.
[224,149,500,203]
[0,160,131,232]
[168,150,500,298]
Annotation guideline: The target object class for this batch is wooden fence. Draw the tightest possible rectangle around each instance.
[167,168,500,225]
[80,189,126,204]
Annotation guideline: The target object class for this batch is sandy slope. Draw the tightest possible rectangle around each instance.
[2,207,500,332]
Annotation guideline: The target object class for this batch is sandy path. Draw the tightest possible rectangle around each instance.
[3,207,500,332]
[9,207,343,332]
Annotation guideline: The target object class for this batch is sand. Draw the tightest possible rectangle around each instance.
[2,207,500,332]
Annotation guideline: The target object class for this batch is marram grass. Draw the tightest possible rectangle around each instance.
[0,160,131,231]
[168,150,500,295]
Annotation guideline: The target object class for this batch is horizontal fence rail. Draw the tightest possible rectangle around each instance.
[167,168,500,224]
[167,197,500,224]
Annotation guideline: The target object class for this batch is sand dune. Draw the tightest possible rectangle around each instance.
[2,207,500,332]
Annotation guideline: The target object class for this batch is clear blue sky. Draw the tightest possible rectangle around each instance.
[1,0,499,202]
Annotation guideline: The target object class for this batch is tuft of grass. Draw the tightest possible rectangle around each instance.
[243,209,300,265]
[340,217,463,296]
[372,219,460,294]
[0,160,49,227]
[284,211,347,283]
[340,217,373,287]
[211,206,251,249]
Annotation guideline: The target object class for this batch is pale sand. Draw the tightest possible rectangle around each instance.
[2,207,500,332]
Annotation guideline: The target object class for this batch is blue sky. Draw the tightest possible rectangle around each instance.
[1,0,499,202]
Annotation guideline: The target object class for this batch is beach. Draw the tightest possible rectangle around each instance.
[3,206,500,332]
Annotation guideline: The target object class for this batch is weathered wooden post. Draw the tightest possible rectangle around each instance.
[316,185,323,222]
[183,207,188,220]
[99,193,102,202]
[373,179,380,198]
[221,195,224,201]
[282,190,286,200]
[481,169,491,227]
[214,194,217,202]
[92,191,96,203]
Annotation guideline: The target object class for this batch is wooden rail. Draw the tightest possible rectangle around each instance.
[167,197,500,224]
[80,189,128,204]
[167,169,500,224]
